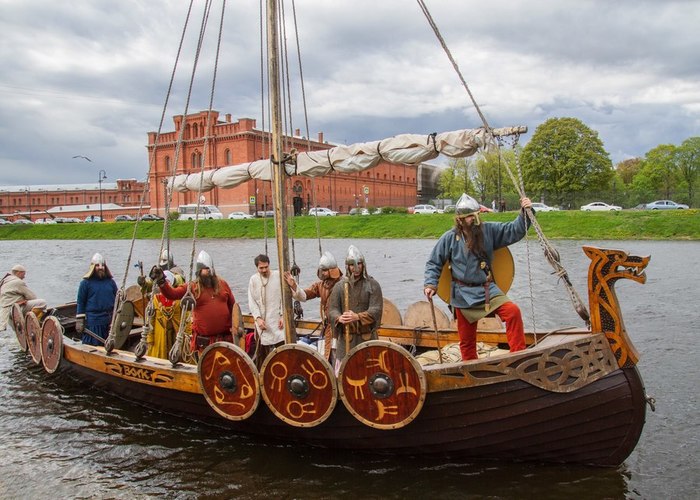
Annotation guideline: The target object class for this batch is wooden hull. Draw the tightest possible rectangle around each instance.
[51,330,645,466]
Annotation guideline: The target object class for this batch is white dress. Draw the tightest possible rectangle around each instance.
[247,270,285,346]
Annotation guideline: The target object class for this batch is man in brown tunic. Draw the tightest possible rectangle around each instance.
[328,245,383,369]
[283,252,343,361]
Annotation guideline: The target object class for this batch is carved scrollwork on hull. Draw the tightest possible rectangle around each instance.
[430,334,619,393]
[583,246,650,368]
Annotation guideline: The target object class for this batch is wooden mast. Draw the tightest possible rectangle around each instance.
[266,0,296,343]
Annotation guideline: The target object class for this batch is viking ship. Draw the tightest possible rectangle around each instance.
[10,0,652,466]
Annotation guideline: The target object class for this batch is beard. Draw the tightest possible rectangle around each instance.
[96,269,106,279]
[199,274,218,291]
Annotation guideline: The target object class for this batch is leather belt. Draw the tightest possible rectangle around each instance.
[453,277,492,312]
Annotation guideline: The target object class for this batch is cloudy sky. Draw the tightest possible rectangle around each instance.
[1,0,698,186]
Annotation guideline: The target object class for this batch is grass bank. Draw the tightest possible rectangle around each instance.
[1,209,698,240]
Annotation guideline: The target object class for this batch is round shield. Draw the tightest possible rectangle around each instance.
[231,303,246,349]
[125,285,146,318]
[338,340,426,430]
[11,303,28,352]
[41,316,64,373]
[25,311,43,365]
[437,246,514,303]
[198,342,260,421]
[403,301,451,329]
[260,343,337,428]
[110,300,135,350]
[381,298,403,326]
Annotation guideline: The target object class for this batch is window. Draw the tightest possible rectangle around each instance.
[165,156,171,170]
[225,149,232,165]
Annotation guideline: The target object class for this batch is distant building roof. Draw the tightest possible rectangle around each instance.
[0,183,119,192]
[47,203,125,213]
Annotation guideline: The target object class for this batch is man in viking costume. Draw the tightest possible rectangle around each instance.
[328,245,383,367]
[283,252,343,361]
[0,264,46,331]
[76,253,118,345]
[248,254,285,366]
[153,250,234,354]
[424,193,532,361]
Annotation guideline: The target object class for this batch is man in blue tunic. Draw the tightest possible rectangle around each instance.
[76,253,118,345]
[424,193,532,361]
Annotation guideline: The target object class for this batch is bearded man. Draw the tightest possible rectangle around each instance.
[248,254,284,366]
[424,193,532,361]
[0,264,46,331]
[76,253,118,345]
[153,250,234,353]
[328,245,383,366]
[283,251,343,361]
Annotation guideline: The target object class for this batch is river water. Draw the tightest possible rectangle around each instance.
[0,238,697,499]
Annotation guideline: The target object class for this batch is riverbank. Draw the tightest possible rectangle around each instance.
[1,209,698,240]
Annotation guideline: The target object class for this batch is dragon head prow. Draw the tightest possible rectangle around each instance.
[583,246,650,285]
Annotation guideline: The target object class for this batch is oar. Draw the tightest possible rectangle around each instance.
[427,296,443,364]
[82,327,106,345]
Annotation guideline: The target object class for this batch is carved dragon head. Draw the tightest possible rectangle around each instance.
[583,246,650,286]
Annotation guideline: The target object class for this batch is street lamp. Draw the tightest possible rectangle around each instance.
[98,169,107,222]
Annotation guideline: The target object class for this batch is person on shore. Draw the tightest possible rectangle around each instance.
[76,253,118,345]
[423,193,532,361]
[283,251,343,361]
[328,245,383,368]
[0,264,47,331]
[248,254,285,367]
[152,250,234,354]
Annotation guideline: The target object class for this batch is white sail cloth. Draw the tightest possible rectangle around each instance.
[170,127,525,193]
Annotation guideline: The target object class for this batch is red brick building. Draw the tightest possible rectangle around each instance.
[146,111,419,216]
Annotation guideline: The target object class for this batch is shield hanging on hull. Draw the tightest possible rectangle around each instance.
[25,311,43,365]
[11,303,28,352]
[259,344,337,428]
[41,316,64,374]
[338,340,427,430]
[198,342,260,421]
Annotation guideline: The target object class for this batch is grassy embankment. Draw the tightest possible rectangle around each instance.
[1,209,698,240]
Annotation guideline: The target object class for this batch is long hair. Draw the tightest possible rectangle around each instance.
[456,219,486,258]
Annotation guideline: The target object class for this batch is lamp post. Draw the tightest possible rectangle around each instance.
[25,186,31,221]
[98,169,107,222]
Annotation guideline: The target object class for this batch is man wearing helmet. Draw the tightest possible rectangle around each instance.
[76,253,118,345]
[328,245,383,367]
[152,250,235,354]
[424,193,532,361]
[283,251,343,361]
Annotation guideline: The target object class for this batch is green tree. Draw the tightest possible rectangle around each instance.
[470,149,519,205]
[677,137,700,205]
[438,158,473,201]
[633,144,679,199]
[520,117,614,204]
[616,158,643,185]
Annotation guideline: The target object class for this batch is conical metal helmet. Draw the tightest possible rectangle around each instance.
[196,250,215,275]
[159,250,174,269]
[318,251,338,271]
[345,245,365,265]
[455,193,481,216]
[91,253,105,265]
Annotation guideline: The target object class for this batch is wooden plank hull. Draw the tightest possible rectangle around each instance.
[55,336,646,466]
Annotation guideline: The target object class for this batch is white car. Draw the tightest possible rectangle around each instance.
[34,218,58,224]
[531,202,559,212]
[580,202,622,212]
[308,207,337,216]
[413,204,439,214]
[228,211,255,220]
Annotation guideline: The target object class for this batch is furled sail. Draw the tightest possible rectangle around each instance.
[170,126,525,193]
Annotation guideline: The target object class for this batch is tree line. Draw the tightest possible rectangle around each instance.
[438,117,699,209]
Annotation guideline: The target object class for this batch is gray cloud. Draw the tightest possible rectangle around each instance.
[1,0,698,186]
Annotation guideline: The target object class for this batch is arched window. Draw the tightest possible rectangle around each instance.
[193,123,199,138]
[184,124,191,139]
[165,156,171,170]
[225,149,232,165]
[191,152,197,168]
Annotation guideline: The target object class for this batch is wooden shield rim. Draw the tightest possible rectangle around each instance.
[337,339,427,430]
[381,297,403,326]
[11,303,28,352]
[259,343,337,428]
[403,301,451,329]
[197,341,260,421]
[41,316,63,374]
[125,284,145,318]
[25,311,43,365]
[231,303,245,349]
[110,300,135,350]
[437,246,514,303]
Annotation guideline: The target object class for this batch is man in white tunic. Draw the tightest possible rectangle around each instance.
[0,264,47,331]
[247,254,284,366]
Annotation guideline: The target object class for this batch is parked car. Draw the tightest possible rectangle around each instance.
[348,208,370,216]
[34,217,58,224]
[54,217,83,223]
[0,218,10,225]
[114,214,136,222]
[308,207,337,217]
[645,200,689,210]
[580,202,622,212]
[531,202,560,212]
[84,215,103,222]
[13,218,34,224]
[228,211,255,220]
[139,213,164,221]
[255,210,275,218]
[413,204,439,214]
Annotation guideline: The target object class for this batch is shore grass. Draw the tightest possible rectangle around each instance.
[1,209,698,240]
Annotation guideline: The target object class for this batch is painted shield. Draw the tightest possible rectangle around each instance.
[11,303,28,352]
[338,340,427,430]
[437,246,514,303]
[198,342,260,421]
[260,344,337,427]
[110,300,135,350]
[41,316,64,374]
[25,311,43,365]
